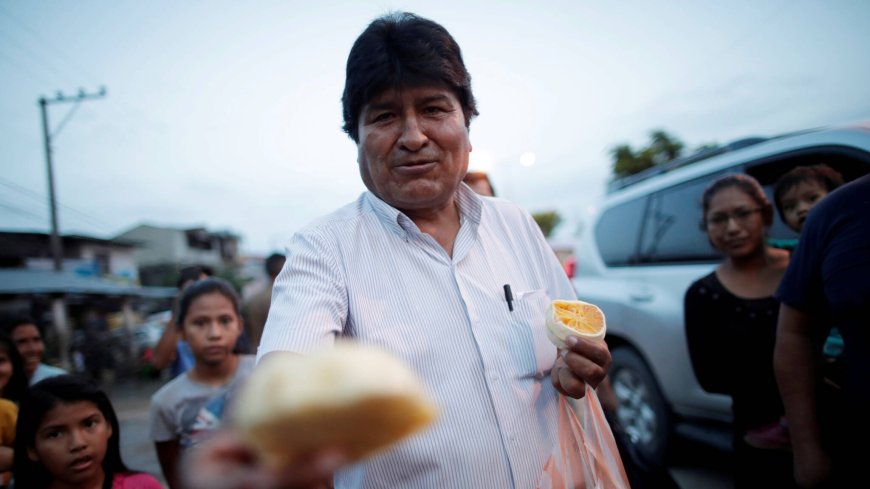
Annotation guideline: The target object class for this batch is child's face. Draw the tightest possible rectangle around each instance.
[780,180,828,232]
[181,291,242,366]
[28,400,112,486]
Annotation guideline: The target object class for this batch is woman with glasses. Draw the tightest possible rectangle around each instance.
[684,174,795,487]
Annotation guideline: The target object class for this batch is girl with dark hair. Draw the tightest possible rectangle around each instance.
[149,277,254,489]
[13,375,163,489]
[684,174,795,487]
[0,334,27,403]
[0,334,28,485]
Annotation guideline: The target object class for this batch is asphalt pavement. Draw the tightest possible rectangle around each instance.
[107,377,166,485]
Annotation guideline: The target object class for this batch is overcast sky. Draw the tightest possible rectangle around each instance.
[2,0,869,255]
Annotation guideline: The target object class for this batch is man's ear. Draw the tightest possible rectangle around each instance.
[27,445,39,462]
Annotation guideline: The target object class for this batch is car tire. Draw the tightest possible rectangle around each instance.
[610,346,672,466]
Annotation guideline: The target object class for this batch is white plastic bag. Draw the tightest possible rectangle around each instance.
[537,386,630,489]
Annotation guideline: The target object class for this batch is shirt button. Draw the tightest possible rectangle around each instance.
[491,375,500,382]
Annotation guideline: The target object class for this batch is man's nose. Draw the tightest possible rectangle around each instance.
[398,115,428,151]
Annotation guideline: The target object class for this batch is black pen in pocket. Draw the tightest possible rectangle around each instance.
[503,284,514,312]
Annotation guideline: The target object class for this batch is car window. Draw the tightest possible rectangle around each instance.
[595,196,647,266]
[745,148,870,241]
[639,176,723,264]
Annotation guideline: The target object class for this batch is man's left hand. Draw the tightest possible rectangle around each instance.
[551,336,611,399]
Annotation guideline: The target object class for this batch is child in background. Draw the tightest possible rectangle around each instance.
[149,278,255,489]
[773,164,844,234]
[773,164,847,436]
[12,375,163,489]
[0,335,27,486]
[0,335,28,403]
[774,164,846,363]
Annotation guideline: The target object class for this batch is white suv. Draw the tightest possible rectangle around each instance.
[573,124,870,463]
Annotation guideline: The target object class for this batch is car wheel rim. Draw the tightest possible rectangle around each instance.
[612,367,658,446]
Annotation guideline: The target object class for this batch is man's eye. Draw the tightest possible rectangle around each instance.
[423,106,444,114]
[46,431,62,439]
[733,209,751,219]
[371,112,393,123]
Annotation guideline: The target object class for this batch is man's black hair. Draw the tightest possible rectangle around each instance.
[341,11,479,143]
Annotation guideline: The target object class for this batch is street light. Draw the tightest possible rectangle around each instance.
[519,151,537,167]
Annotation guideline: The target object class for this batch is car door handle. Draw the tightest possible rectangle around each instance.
[630,291,653,302]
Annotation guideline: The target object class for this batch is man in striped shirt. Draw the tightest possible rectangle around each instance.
[186,11,612,489]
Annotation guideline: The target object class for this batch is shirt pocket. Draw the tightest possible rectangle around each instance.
[512,288,558,378]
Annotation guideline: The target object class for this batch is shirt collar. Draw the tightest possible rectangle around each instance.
[364,183,483,239]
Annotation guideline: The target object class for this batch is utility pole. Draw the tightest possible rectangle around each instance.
[38,87,106,373]
[38,86,107,271]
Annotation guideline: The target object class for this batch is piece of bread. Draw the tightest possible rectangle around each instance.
[231,342,437,465]
[545,299,607,348]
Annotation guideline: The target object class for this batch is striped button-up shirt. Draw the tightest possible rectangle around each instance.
[259,184,577,489]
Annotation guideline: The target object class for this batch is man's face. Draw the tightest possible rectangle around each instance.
[11,323,45,377]
[357,85,471,214]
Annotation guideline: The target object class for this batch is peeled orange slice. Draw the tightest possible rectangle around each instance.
[232,343,437,466]
[545,299,607,348]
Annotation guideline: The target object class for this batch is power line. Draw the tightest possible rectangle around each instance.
[0,4,155,143]
[0,177,117,231]
[0,198,48,224]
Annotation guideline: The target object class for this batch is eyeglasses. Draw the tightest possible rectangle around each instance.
[706,207,763,228]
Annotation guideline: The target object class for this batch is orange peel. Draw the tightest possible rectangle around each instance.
[545,299,607,347]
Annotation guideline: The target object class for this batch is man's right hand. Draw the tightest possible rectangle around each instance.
[183,430,344,489]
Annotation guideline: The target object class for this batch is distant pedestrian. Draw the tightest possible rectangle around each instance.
[3,316,66,385]
[150,265,213,377]
[13,375,164,489]
[149,277,254,489]
[242,253,286,351]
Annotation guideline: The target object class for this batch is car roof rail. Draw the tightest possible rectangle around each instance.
[606,136,769,193]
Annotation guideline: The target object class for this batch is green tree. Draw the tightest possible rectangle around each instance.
[611,144,653,178]
[648,130,684,164]
[532,210,562,238]
[610,129,686,179]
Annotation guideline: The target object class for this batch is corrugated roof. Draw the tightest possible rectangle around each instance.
[0,269,175,298]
